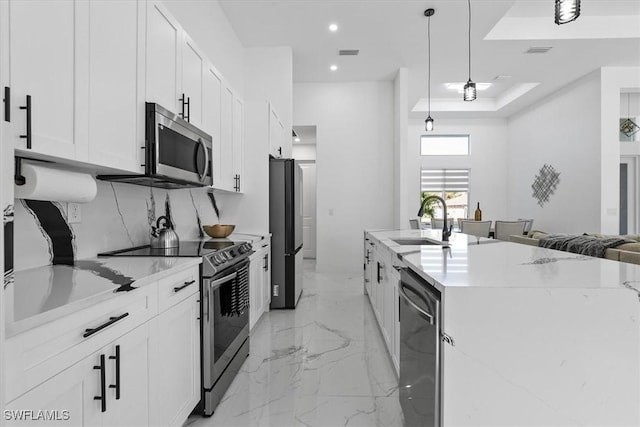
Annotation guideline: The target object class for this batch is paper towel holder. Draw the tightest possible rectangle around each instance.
[15,157,26,186]
[15,157,52,186]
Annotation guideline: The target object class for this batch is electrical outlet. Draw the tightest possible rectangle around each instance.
[67,202,81,223]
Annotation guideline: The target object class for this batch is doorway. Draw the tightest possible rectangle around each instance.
[620,156,638,234]
[293,125,317,259]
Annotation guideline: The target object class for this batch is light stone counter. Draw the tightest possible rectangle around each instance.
[5,256,202,337]
[367,228,640,426]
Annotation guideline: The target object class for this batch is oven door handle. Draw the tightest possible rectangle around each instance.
[208,272,237,290]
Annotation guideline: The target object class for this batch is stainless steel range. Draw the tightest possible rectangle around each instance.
[99,239,253,416]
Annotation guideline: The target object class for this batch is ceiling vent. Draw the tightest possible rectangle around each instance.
[525,46,553,54]
[339,49,359,56]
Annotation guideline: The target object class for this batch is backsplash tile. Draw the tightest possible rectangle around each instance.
[14,181,221,271]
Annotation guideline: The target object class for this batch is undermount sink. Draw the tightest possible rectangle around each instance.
[391,238,439,246]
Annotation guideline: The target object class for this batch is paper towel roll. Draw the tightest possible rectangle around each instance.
[15,163,97,203]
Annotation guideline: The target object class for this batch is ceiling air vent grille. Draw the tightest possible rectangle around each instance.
[339,49,359,56]
[525,46,553,54]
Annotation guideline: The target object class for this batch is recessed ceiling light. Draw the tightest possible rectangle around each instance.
[294,137,301,142]
[445,82,491,93]
[329,23,338,32]
[330,65,338,71]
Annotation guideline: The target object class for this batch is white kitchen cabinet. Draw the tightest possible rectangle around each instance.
[3,0,82,160]
[363,232,401,376]
[5,349,101,426]
[145,0,182,114]
[86,0,145,172]
[5,323,150,427]
[146,1,206,127]
[232,96,245,192]
[218,83,236,191]
[149,292,200,427]
[181,33,205,128]
[268,104,284,158]
[363,236,374,298]
[249,238,271,331]
[202,65,223,187]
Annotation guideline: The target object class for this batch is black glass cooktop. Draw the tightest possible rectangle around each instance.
[98,240,239,258]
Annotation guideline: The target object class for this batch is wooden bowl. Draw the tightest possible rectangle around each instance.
[203,224,235,238]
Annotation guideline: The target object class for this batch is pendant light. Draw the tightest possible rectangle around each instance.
[463,0,476,102]
[621,93,640,138]
[555,0,581,25]
[425,8,435,131]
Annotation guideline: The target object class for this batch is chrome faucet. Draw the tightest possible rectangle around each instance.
[417,195,452,243]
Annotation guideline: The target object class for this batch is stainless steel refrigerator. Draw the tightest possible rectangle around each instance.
[269,158,303,309]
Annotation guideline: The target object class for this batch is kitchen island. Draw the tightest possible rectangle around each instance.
[365,229,640,426]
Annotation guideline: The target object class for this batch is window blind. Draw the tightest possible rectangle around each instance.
[420,169,469,192]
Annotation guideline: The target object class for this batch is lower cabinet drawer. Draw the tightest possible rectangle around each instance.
[157,265,200,313]
[5,285,157,403]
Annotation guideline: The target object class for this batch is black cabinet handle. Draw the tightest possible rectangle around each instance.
[277,146,282,157]
[19,95,31,149]
[377,262,382,283]
[94,354,107,412]
[4,87,10,122]
[83,313,129,338]
[179,93,185,119]
[108,345,120,399]
[185,96,190,122]
[233,174,240,192]
[237,174,240,192]
[174,279,196,293]
[263,254,269,271]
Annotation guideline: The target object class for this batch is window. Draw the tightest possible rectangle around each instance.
[420,135,469,156]
[420,169,470,227]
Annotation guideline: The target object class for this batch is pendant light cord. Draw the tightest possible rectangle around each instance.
[467,0,472,80]
[628,93,632,119]
[428,14,431,115]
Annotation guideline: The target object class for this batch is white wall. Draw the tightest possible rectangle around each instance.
[226,46,293,235]
[292,144,316,161]
[406,118,509,223]
[394,68,409,229]
[506,70,602,234]
[294,82,394,273]
[163,0,245,97]
[244,47,293,157]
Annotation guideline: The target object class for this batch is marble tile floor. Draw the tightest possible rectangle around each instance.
[186,260,404,427]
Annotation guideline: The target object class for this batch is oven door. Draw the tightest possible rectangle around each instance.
[202,259,250,389]
[147,104,213,186]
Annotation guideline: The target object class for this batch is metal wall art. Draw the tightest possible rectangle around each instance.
[532,164,561,207]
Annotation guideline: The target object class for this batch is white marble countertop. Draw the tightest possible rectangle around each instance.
[368,228,640,296]
[366,229,640,426]
[5,256,201,337]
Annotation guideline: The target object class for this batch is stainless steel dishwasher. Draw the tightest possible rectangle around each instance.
[399,267,441,427]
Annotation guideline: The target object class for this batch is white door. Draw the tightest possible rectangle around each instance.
[87,0,142,172]
[8,0,79,160]
[149,293,200,427]
[146,1,182,113]
[620,156,638,234]
[181,35,204,127]
[299,162,317,259]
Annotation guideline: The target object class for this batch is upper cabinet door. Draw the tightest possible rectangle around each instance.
[7,0,80,160]
[219,84,235,191]
[87,0,144,172]
[233,96,244,193]
[146,1,182,113]
[202,66,222,187]
[181,35,204,128]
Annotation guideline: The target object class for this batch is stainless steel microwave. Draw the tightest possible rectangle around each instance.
[98,103,213,189]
